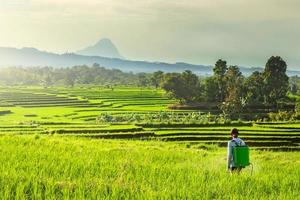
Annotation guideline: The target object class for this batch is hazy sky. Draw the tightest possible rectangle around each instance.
[0,0,299,69]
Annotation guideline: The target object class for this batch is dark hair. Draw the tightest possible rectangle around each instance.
[231,128,239,135]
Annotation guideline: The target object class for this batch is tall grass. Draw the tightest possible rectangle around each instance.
[0,135,299,199]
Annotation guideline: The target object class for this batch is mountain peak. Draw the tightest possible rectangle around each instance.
[95,38,113,45]
[77,38,123,59]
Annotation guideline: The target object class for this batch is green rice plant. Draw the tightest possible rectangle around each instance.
[0,136,299,199]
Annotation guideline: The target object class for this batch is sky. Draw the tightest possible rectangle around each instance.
[0,0,299,69]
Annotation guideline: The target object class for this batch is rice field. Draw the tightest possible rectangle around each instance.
[0,86,299,199]
[0,86,300,150]
[0,135,299,199]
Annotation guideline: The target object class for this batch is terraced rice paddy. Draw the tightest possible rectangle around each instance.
[0,86,299,199]
[0,86,299,151]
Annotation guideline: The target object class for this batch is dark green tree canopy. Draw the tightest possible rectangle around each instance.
[137,73,149,87]
[213,59,228,102]
[245,71,265,103]
[213,59,228,77]
[151,71,164,88]
[263,56,289,104]
[220,66,246,118]
[204,76,218,102]
[161,70,201,103]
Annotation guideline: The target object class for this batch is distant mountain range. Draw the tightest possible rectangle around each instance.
[0,39,299,76]
[77,38,124,59]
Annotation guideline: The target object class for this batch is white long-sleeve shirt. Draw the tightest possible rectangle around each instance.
[227,138,245,168]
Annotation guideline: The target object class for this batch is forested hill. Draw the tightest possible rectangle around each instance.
[0,47,299,76]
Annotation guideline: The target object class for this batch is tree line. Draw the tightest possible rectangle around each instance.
[0,64,144,87]
[164,56,291,104]
[159,56,296,119]
[0,56,298,113]
[0,64,172,88]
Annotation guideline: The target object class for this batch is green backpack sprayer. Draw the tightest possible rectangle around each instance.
[232,141,253,174]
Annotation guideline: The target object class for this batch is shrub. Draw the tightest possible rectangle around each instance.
[97,113,114,123]
[268,111,294,121]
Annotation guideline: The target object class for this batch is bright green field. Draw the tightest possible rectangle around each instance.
[0,135,299,199]
[0,86,300,151]
[0,86,300,199]
[0,86,176,124]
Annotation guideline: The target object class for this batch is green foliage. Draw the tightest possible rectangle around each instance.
[0,65,141,87]
[161,70,201,103]
[213,59,228,102]
[295,101,300,113]
[268,111,294,121]
[245,71,265,103]
[224,66,245,101]
[63,71,75,87]
[150,71,164,88]
[97,113,114,123]
[137,73,149,87]
[203,76,218,102]
[220,66,247,119]
[263,56,289,105]
[96,111,244,125]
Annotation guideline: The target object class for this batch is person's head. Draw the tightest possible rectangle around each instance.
[231,128,239,138]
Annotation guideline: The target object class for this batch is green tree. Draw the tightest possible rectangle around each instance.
[150,71,164,88]
[161,73,184,102]
[203,76,218,102]
[263,56,289,105]
[181,70,202,102]
[221,66,246,118]
[42,75,53,88]
[137,73,149,87]
[63,70,76,87]
[245,71,265,103]
[213,59,228,102]
[161,70,201,103]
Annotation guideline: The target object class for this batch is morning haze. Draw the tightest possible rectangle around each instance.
[1,1,300,199]
[0,0,299,69]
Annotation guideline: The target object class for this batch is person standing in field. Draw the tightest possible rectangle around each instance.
[227,128,246,172]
